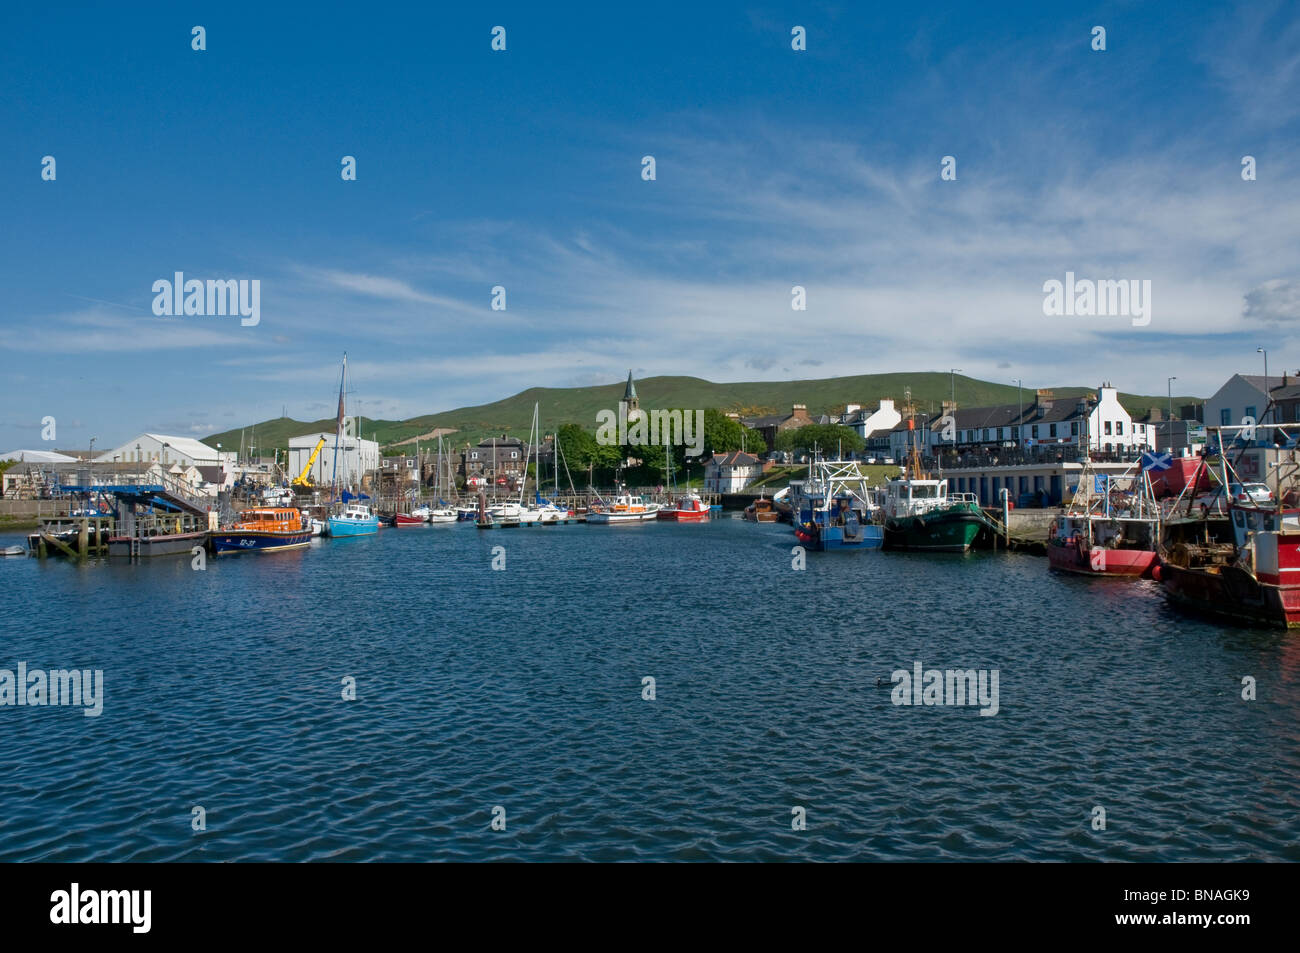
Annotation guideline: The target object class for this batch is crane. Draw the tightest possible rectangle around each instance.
[291,437,327,486]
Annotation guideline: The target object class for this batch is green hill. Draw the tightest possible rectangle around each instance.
[205,372,1201,455]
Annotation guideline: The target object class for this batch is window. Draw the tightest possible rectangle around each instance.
[1012,426,1019,439]
[471,452,478,460]
[1245,406,1257,422]
[1071,422,1079,436]
[1104,421,1112,435]
[1049,424,1057,438]
[1116,421,1124,435]
[1032,425,1040,438]
[1220,409,1231,425]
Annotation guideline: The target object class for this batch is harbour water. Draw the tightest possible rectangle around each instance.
[1,518,1297,861]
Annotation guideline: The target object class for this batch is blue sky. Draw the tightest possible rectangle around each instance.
[2,1,1298,448]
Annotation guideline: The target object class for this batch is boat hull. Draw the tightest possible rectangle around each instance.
[794,521,884,550]
[587,511,657,523]
[107,531,208,558]
[211,529,312,554]
[883,509,983,552]
[1158,562,1300,628]
[1047,539,1157,577]
[393,514,425,526]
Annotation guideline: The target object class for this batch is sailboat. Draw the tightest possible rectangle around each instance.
[325,354,379,538]
[487,404,545,525]
[428,435,458,523]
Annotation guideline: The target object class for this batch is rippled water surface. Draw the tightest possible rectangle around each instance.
[2,518,1298,861]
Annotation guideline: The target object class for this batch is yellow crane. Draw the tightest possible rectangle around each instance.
[291,437,327,486]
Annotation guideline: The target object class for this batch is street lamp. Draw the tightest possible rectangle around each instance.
[950,369,961,408]
[1166,376,1176,449]
[1011,379,1023,448]
[1258,348,1269,413]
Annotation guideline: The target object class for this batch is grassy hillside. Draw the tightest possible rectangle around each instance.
[206,373,1201,454]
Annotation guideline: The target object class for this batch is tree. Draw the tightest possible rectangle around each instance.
[775,424,864,456]
[703,409,767,456]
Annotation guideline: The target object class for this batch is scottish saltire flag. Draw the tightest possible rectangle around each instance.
[1141,451,1173,472]
[1094,475,1107,493]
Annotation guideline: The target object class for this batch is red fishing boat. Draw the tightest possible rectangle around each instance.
[1047,461,1159,577]
[656,493,711,522]
[1156,507,1300,627]
[1155,421,1300,627]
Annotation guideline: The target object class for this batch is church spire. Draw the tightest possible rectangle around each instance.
[624,369,637,401]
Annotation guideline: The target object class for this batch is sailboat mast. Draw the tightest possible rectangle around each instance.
[330,353,347,500]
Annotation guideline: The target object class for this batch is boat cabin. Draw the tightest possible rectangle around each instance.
[235,508,304,531]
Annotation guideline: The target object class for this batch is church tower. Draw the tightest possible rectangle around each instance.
[621,369,639,416]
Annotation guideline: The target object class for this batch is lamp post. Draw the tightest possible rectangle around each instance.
[950,369,961,408]
[1258,347,1269,420]
[1167,376,1176,451]
[1011,379,1023,451]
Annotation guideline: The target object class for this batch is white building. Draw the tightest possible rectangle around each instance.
[94,433,222,467]
[704,451,762,492]
[844,399,903,440]
[288,432,380,487]
[1205,374,1277,431]
[920,383,1153,456]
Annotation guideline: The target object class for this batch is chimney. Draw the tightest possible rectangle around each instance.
[1036,389,1054,417]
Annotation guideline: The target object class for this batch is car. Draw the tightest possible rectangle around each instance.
[1231,482,1273,504]
[865,457,878,464]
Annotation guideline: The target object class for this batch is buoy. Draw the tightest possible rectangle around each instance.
[1151,564,1162,582]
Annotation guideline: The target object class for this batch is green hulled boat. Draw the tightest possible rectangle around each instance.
[881,395,987,552]
[881,478,985,552]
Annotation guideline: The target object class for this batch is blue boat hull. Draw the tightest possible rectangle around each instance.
[327,517,378,537]
[794,519,884,551]
[212,530,312,554]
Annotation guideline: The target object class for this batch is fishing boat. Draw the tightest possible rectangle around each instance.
[658,492,711,522]
[328,502,380,536]
[586,491,660,523]
[1047,462,1160,577]
[393,507,428,526]
[790,458,883,550]
[1156,423,1300,627]
[212,507,312,554]
[743,496,779,523]
[3,545,26,556]
[880,392,986,553]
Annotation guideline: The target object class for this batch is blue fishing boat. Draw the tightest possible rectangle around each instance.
[327,502,379,537]
[790,458,884,551]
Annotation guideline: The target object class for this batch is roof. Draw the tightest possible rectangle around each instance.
[96,433,221,461]
[709,451,760,467]
[624,370,637,401]
[0,449,79,463]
